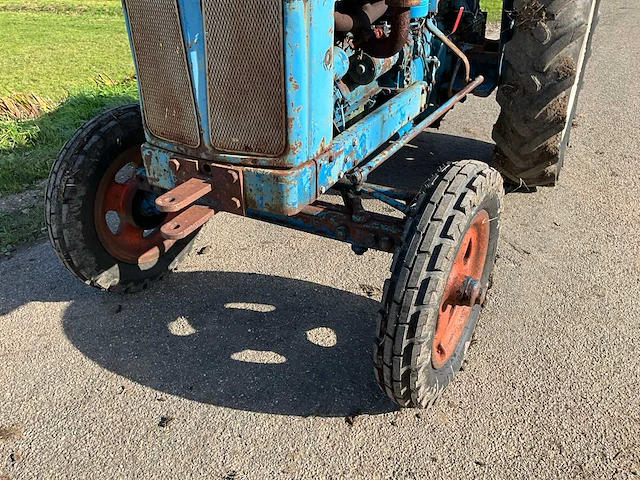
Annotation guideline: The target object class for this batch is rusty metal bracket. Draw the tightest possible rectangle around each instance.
[155,177,212,213]
[161,205,215,240]
[169,158,245,215]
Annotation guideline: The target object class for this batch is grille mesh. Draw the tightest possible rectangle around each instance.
[202,0,287,156]
[124,0,200,147]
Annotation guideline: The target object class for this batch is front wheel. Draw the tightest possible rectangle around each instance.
[374,160,504,408]
[45,104,199,292]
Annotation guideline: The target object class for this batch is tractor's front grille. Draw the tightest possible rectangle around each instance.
[202,0,287,157]
[124,0,200,147]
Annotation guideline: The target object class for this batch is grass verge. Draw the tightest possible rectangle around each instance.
[0,79,138,195]
[0,10,133,98]
[0,205,45,251]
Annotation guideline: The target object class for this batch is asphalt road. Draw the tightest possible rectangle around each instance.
[1,1,639,478]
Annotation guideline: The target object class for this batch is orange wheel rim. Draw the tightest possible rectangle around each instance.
[432,209,490,369]
[93,146,169,264]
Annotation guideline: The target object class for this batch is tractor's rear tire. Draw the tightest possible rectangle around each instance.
[46,104,199,292]
[374,160,503,408]
[492,0,600,186]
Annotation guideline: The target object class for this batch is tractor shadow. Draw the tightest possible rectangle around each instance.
[60,270,396,417]
[368,130,497,191]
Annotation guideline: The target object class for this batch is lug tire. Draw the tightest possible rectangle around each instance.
[374,160,504,408]
[492,0,600,186]
[45,104,199,292]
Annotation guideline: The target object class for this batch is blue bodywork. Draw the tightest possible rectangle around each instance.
[124,0,495,217]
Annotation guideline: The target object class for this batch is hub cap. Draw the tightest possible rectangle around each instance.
[432,209,490,369]
[94,146,169,264]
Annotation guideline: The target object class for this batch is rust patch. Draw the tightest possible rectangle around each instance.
[289,74,300,91]
[291,140,303,154]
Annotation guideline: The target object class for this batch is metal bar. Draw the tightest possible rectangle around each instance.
[347,75,484,184]
[247,201,404,253]
[358,186,407,212]
[155,177,212,213]
[160,205,215,240]
[425,20,472,83]
[357,182,417,201]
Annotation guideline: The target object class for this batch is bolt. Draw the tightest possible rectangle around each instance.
[379,237,393,251]
[351,245,368,255]
[169,159,180,172]
[319,186,326,195]
[356,64,367,75]
[338,171,344,179]
[228,170,239,183]
[459,276,486,306]
[336,225,349,240]
[436,344,445,355]
[230,197,241,209]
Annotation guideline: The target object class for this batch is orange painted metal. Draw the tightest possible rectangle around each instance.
[94,146,174,264]
[160,204,215,240]
[155,177,212,213]
[432,209,490,369]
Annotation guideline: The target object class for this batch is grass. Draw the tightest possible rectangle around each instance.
[481,0,503,22]
[0,79,138,195]
[0,0,134,249]
[0,206,45,251]
[0,10,133,98]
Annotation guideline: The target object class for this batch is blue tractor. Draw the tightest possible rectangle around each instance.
[46,0,599,407]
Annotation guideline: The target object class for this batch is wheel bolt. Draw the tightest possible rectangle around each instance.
[459,276,486,306]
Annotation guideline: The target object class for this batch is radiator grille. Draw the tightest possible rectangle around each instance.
[202,0,287,157]
[124,0,200,147]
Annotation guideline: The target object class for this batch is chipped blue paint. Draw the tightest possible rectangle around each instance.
[126,0,473,217]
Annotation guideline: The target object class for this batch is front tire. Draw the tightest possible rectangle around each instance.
[45,104,199,292]
[374,161,503,408]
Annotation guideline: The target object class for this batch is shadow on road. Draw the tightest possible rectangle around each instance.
[0,131,498,417]
[61,271,396,417]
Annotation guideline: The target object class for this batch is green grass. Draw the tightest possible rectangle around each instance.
[0,0,123,15]
[481,0,503,22]
[0,0,134,248]
[0,205,45,251]
[0,10,133,99]
[0,80,138,195]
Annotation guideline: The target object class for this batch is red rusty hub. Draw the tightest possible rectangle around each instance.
[432,209,490,369]
[93,146,171,264]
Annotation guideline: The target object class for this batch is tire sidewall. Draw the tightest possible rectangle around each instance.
[48,105,198,291]
[418,189,501,400]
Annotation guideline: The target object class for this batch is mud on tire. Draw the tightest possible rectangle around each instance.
[492,0,600,186]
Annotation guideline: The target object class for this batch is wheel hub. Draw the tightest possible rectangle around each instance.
[93,146,170,264]
[432,209,490,369]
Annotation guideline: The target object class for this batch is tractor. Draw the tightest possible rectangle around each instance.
[45,0,599,407]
